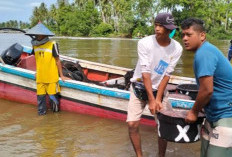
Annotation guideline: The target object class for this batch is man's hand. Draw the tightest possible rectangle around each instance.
[148,99,158,115]
[185,109,198,123]
[155,101,163,112]
[60,76,71,81]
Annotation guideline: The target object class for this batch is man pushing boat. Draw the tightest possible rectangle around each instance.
[25,22,70,115]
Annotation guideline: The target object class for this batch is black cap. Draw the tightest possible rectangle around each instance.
[155,13,177,30]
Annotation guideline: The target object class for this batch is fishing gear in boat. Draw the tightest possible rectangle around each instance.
[124,69,134,90]
[61,60,135,90]
[62,60,85,81]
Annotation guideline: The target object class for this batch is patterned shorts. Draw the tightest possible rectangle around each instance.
[201,118,232,157]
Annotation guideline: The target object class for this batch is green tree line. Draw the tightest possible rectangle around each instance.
[0,20,30,30]
[1,0,232,39]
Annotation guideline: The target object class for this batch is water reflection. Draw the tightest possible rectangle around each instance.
[57,38,138,69]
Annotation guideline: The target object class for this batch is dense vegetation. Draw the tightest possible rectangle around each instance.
[0,0,232,39]
[0,20,30,30]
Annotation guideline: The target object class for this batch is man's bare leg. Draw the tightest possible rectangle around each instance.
[128,121,142,157]
[158,137,167,157]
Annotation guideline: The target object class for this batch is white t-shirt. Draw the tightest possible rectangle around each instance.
[131,35,183,90]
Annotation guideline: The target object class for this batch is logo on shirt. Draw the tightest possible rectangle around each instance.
[39,51,44,57]
[154,60,169,75]
[212,133,219,139]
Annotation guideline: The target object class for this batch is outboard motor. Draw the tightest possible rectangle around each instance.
[1,43,23,65]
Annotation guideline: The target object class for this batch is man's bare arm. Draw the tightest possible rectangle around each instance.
[142,73,157,114]
[185,76,213,123]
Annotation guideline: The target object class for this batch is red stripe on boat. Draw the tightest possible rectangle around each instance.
[0,82,156,127]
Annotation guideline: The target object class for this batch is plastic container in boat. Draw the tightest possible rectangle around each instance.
[157,110,204,143]
[176,84,198,100]
[157,94,205,143]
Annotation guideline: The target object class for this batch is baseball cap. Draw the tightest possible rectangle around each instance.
[155,13,177,30]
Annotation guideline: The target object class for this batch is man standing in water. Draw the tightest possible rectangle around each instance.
[182,18,232,157]
[127,13,183,157]
[25,22,69,115]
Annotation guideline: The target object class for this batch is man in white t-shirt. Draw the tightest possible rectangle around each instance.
[127,13,183,157]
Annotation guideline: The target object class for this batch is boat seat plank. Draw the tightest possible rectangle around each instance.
[101,77,125,85]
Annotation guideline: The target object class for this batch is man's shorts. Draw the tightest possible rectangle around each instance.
[126,86,168,122]
[201,118,232,157]
[126,86,147,122]
[37,82,60,95]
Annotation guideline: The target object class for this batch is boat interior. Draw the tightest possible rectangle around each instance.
[0,43,132,90]
[0,43,198,100]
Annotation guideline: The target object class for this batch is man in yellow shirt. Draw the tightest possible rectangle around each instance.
[25,22,69,115]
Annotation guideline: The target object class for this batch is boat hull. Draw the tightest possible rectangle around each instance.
[0,52,195,127]
[0,80,156,126]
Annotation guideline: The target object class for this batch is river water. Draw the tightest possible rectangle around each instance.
[0,33,230,157]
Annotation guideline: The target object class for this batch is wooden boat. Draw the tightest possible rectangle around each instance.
[0,43,196,127]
